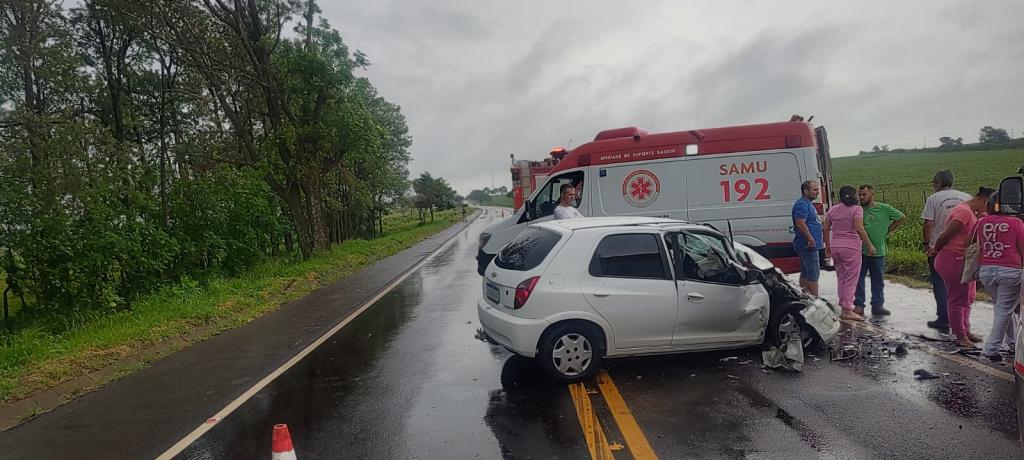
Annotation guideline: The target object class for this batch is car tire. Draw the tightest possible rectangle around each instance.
[537,323,603,383]
[766,302,819,351]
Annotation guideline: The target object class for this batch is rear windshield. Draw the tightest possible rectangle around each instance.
[495,227,561,271]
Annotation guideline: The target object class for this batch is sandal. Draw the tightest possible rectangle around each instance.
[841,311,864,321]
[966,332,982,343]
[955,337,977,349]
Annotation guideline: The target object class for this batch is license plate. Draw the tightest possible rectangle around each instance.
[485,283,500,303]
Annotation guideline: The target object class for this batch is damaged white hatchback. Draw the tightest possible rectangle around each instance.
[477,217,840,383]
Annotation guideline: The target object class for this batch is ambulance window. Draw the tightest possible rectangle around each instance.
[532,171,584,219]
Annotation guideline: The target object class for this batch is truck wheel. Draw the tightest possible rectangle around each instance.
[538,323,603,383]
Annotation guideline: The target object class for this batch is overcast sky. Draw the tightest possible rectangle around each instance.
[319,0,1024,194]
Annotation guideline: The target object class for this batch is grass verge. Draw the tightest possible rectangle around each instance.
[832,148,1023,283]
[0,210,469,404]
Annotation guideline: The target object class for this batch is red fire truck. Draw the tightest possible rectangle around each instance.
[510,147,569,211]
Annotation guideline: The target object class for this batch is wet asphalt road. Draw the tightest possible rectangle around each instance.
[180,207,1022,459]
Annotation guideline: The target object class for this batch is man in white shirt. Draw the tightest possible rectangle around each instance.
[553,183,584,220]
[921,169,971,332]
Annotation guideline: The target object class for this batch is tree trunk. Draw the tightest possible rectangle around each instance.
[266,176,314,258]
[3,287,10,331]
[301,181,330,252]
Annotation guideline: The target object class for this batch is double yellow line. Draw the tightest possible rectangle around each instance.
[568,370,658,460]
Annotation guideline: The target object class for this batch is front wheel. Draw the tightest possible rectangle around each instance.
[537,324,603,383]
[766,303,818,351]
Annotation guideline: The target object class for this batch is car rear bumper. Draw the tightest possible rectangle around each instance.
[477,298,546,358]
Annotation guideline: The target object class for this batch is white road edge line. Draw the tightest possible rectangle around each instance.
[156,213,480,459]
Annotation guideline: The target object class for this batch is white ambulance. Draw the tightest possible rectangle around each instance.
[477,119,835,275]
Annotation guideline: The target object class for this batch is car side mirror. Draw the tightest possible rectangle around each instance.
[997,176,1023,215]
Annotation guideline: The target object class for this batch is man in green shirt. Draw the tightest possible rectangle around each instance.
[855,185,906,316]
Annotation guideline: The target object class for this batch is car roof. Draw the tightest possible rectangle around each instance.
[532,216,716,233]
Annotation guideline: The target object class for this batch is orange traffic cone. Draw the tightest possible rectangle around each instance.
[272,424,298,460]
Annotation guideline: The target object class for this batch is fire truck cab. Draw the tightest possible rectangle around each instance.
[478,119,835,275]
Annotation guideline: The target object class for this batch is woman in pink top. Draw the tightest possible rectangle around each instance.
[929,187,995,348]
[824,186,876,321]
[976,195,1024,360]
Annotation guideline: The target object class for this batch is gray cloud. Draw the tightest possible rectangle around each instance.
[319,0,1024,193]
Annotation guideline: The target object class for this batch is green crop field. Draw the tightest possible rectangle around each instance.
[830,148,1023,278]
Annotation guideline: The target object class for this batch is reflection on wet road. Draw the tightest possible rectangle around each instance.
[180,207,1021,459]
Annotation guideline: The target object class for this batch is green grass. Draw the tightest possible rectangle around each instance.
[488,195,515,208]
[0,210,467,403]
[831,148,1023,279]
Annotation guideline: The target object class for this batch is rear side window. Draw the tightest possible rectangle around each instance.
[589,234,667,279]
[496,227,561,271]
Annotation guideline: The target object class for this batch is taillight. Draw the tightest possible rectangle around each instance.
[513,276,540,309]
[813,203,824,215]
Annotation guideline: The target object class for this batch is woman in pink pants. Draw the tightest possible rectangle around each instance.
[929,187,994,348]
[824,186,876,321]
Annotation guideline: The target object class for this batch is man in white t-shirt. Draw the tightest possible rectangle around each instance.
[553,183,584,220]
[921,169,971,332]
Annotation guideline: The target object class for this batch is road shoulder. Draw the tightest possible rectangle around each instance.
[0,210,479,454]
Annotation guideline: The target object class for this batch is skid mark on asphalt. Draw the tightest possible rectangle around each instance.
[849,320,1013,383]
[569,372,659,460]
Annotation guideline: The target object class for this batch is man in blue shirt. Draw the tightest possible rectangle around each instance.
[792,180,824,296]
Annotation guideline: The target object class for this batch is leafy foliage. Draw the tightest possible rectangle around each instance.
[0,0,446,326]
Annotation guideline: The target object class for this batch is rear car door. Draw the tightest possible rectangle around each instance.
[667,231,768,347]
[579,232,678,349]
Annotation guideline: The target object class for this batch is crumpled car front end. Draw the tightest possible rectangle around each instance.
[734,242,840,371]
[798,296,841,344]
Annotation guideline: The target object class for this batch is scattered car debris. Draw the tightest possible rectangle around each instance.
[721,356,739,362]
[913,333,955,343]
[914,369,942,380]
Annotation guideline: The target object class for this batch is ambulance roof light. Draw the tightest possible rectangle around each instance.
[593,127,648,141]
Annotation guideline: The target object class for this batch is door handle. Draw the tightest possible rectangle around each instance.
[593,290,610,298]
[686,292,705,302]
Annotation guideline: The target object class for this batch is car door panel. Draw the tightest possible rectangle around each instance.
[674,281,768,346]
[578,232,678,350]
[667,231,769,346]
[581,277,678,349]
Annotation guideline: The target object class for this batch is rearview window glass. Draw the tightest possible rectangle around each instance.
[495,227,561,271]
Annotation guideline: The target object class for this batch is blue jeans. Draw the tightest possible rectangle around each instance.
[855,255,886,308]
[928,255,948,322]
